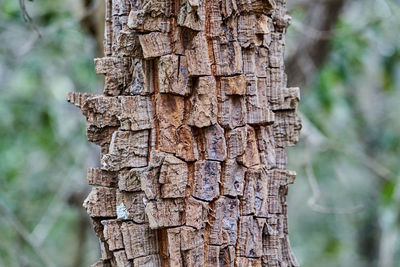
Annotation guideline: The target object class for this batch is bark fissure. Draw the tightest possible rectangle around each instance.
[68,0,301,266]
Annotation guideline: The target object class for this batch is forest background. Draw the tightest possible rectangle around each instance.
[0,0,399,266]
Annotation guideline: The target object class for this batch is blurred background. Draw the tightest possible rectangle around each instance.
[0,0,399,266]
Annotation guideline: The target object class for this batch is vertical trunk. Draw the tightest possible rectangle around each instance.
[68,0,301,266]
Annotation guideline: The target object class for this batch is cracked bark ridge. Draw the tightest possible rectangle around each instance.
[68,0,301,266]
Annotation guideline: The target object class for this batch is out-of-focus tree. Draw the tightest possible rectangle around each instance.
[286,0,400,266]
[286,0,347,88]
[0,0,102,266]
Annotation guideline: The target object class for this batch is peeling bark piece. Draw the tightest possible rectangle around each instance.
[156,94,185,153]
[209,197,239,246]
[86,125,118,147]
[203,124,227,161]
[129,59,154,95]
[83,187,116,218]
[121,222,159,260]
[91,218,106,242]
[226,127,247,159]
[237,125,260,168]
[222,159,246,197]
[94,57,133,96]
[82,96,121,128]
[212,40,243,76]
[145,199,184,229]
[284,170,297,185]
[268,87,300,111]
[159,154,188,198]
[102,220,124,251]
[241,168,269,217]
[133,255,161,267]
[272,111,302,147]
[237,216,265,258]
[218,78,247,128]
[148,149,167,168]
[256,126,277,170]
[185,197,209,229]
[140,167,161,200]
[193,160,221,201]
[101,130,149,171]
[238,15,257,48]
[116,191,146,223]
[218,96,247,129]
[66,92,95,108]
[139,151,166,199]
[118,168,143,192]
[189,76,218,128]
[114,251,131,267]
[183,245,204,267]
[87,168,118,187]
[139,32,172,58]
[246,78,275,125]
[268,169,296,197]
[221,75,247,96]
[178,0,206,31]
[158,55,190,96]
[186,32,212,76]
[117,30,143,58]
[176,126,198,162]
[118,96,153,131]
[128,10,171,33]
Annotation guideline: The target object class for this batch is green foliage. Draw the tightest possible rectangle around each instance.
[287,0,400,266]
[0,0,101,266]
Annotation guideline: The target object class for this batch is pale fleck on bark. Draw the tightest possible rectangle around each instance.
[68,0,301,266]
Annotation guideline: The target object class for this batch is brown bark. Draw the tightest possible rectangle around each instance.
[68,0,301,266]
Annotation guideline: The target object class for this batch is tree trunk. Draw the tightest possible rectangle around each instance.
[67,0,301,266]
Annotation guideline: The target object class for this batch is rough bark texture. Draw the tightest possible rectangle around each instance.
[68,0,301,266]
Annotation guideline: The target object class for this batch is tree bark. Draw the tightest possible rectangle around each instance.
[68,0,301,266]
